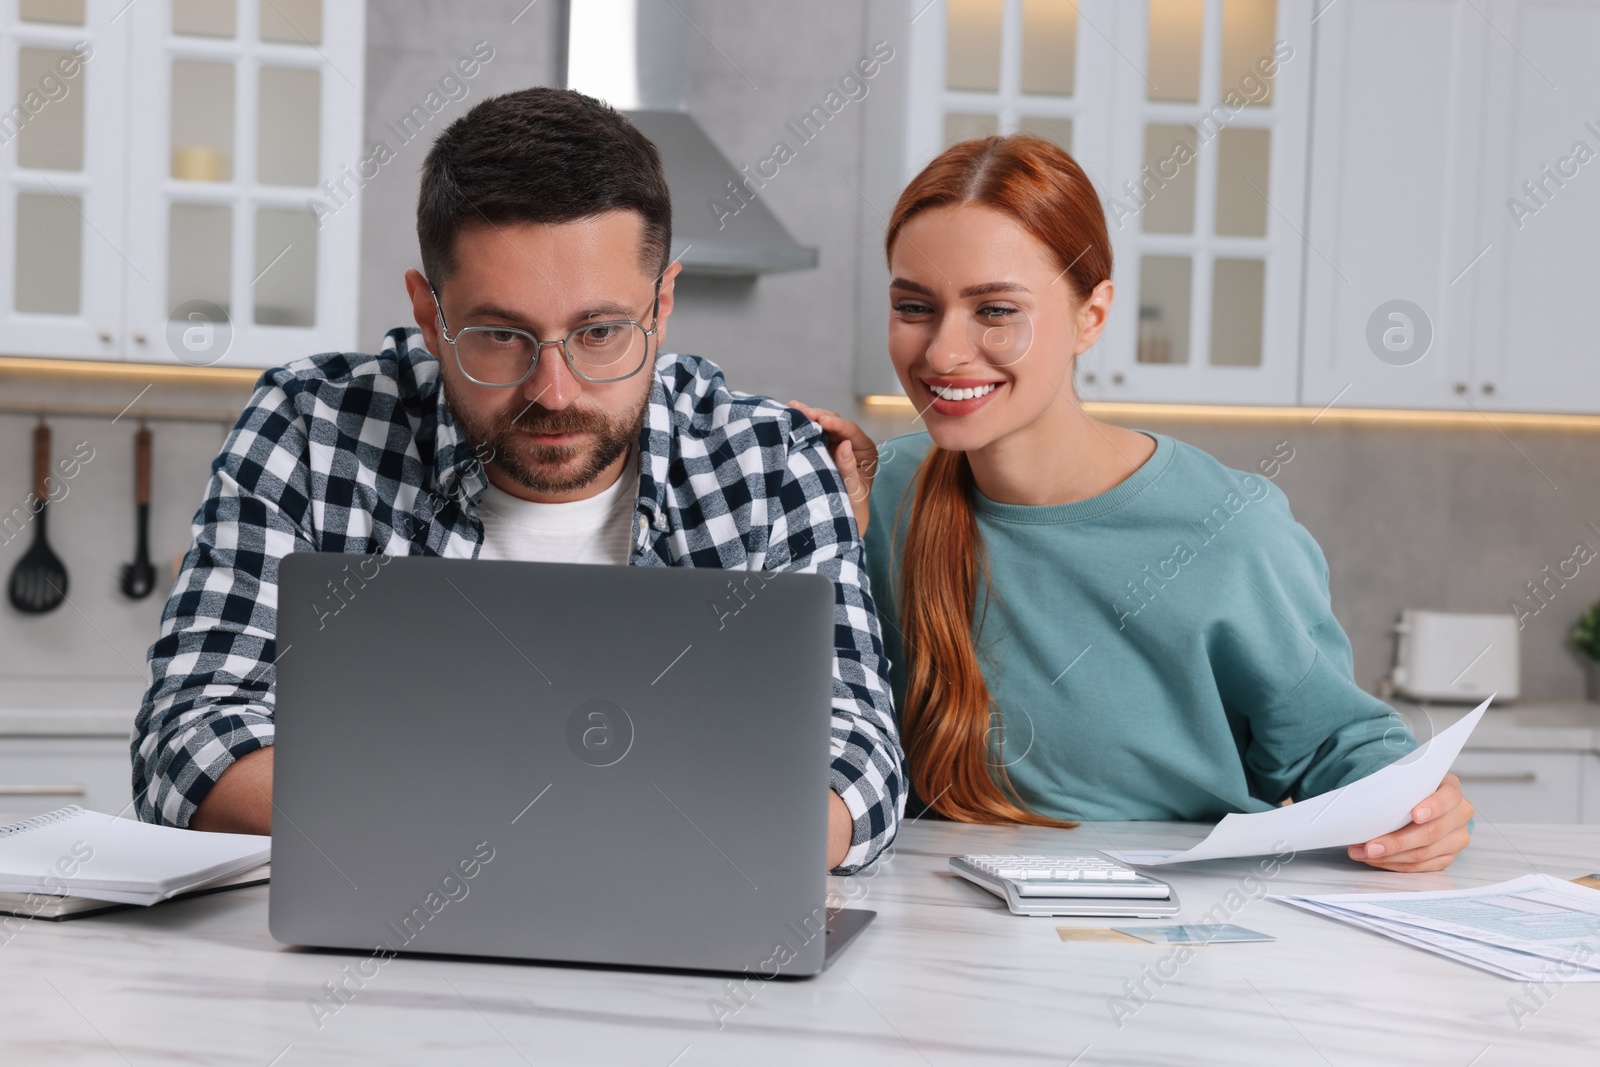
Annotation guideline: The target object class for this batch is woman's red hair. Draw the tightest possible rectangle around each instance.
[887,135,1112,826]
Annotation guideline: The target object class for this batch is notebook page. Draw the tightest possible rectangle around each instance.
[0,807,270,900]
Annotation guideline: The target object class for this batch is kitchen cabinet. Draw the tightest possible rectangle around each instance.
[1421,700,1600,824]
[0,710,134,818]
[870,0,1599,415]
[865,0,1313,405]
[1452,750,1589,824]
[1086,0,1311,406]
[1301,0,1600,415]
[0,0,364,370]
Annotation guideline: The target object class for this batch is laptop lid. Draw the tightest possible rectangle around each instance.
[269,554,838,976]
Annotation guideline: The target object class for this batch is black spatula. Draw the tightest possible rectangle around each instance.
[120,425,156,599]
[8,422,68,614]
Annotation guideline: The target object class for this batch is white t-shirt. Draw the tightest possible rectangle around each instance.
[474,452,638,565]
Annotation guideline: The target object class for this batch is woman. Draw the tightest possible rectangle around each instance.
[793,135,1472,872]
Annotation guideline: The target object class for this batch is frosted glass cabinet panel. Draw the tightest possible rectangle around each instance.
[1214,126,1270,237]
[260,0,321,44]
[1020,0,1075,96]
[172,0,235,37]
[253,206,317,327]
[1137,256,1192,365]
[946,0,1003,92]
[257,65,320,187]
[15,46,85,170]
[1140,123,1198,234]
[167,202,232,315]
[944,111,998,148]
[170,59,235,181]
[14,191,81,315]
[19,0,85,25]
[0,0,365,366]
[1220,0,1276,106]
[1147,0,1204,102]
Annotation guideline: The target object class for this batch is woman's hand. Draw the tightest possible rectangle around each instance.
[786,402,879,535]
[1347,773,1473,872]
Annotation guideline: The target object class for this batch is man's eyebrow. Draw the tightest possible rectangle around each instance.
[888,278,1033,298]
[462,301,637,326]
[462,302,533,325]
[574,301,636,320]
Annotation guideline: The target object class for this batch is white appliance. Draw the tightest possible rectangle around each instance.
[1389,610,1520,702]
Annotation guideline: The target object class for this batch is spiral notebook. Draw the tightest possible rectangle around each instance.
[0,806,270,912]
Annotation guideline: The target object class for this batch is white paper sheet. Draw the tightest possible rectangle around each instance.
[1104,696,1491,866]
[1273,874,1600,981]
[1274,896,1592,981]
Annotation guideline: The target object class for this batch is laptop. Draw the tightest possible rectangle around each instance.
[269,554,875,976]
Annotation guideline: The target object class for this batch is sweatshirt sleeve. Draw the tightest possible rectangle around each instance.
[1210,491,1417,805]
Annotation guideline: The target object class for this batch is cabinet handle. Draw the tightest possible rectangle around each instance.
[1111,373,1125,385]
[1453,383,1468,394]
[1083,372,1098,384]
[1481,382,1496,395]
[98,331,113,343]
[1456,772,1536,784]
[0,784,87,796]
[132,332,148,345]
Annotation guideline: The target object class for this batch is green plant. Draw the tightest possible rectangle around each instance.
[1574,602,1600,661]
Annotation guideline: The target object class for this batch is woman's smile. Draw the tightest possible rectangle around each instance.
[920,376,1006,416]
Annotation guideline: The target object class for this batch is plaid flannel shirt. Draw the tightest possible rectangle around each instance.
[132,327,906,872]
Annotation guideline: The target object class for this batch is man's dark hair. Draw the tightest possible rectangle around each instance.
[417,88,672,285]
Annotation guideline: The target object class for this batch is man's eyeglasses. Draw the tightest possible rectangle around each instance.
[430,284,661,386]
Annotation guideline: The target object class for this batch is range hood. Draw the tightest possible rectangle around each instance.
[565,0,818,276]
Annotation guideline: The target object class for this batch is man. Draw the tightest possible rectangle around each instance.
[132,88,905,874]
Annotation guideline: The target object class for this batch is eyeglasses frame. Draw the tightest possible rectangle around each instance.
[429,282,662,386]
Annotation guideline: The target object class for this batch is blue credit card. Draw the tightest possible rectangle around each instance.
[1112,924,1275,944]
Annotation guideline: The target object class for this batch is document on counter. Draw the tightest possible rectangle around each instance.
[0,805,270,907]
[1273,874,1600,981]
[1104,696,1491,867]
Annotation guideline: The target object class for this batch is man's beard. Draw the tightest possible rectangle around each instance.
[447,389,649,496]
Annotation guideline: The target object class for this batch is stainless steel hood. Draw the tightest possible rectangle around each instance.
[565,0,818,276]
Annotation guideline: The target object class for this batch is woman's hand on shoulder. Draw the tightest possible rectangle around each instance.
[1347,772,1474,872]
[786,401,878,535]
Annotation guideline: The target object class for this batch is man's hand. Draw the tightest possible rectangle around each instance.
[827,790,852,870]
[787,402,879,535]
[190,747,274,835]
[1347,772,1473,872]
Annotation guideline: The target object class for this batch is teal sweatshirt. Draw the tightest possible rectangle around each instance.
[863,431,1416,822]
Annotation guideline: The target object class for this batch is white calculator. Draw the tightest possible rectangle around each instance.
[951,853,1182,917]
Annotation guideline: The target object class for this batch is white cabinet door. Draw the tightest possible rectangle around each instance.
[1464,0,1600,414]
[1452,749,1583,823]
[1088,0,1310,406]
[0,737,134,818]
[123,0,364,370]
[1300,0,1491,413]
[0,0,128,360]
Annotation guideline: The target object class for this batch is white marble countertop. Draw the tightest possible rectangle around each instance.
[5,819,1598,1065]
